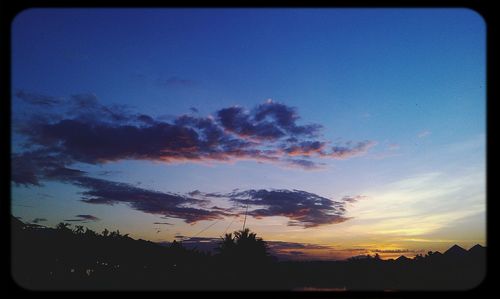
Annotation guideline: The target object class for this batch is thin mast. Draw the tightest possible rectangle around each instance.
[242,200,249,230]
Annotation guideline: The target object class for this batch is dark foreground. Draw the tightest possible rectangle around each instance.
[11,217,485,291]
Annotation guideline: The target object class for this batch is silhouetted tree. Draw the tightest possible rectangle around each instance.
[10,216,486,291]
[109,230,121,238]
[84,227,97,237]
[56,222,71,231]
[217,228,271,265]
[217,233,235,256]
[74,225,84,234]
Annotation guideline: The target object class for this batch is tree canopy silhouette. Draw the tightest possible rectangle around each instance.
[11,216,486,291]
[217,228,271,264]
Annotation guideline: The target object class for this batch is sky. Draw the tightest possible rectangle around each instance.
[11,8,486,260]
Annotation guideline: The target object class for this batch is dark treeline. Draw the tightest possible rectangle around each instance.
[11,216,485,291]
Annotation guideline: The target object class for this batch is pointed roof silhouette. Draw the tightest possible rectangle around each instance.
[396,255,410,261]
[444,244,467,256]
[468,244,486,257]
[468,244,485,252]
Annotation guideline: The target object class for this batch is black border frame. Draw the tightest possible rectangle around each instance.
[2,1,495,297]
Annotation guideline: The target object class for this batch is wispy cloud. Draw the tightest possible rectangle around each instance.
[63,214,100,222]
[345,171,485,240]
[32,218,47,224]
[388,143,400,151]
[417,130,431,138]
[15,90,62,106]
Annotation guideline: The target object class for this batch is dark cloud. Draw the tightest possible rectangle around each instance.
[267,241,333,251]
[76,214,100,221]
[284,158,324,170]
[373,249,412,253]
[188,190,202,196]
[11,150,86,186]
[10,151,233,224]
[136,114,155,125]
[73,176,232,224]
[209,206,236,212]
[13,94,376,173]
[15,90,61,106]
[12,94,376,225]
[153,222,173,225]
[63,214,100,222]
[253,100,322,137]
[11,148,363,227]
[217,106,286,141]
[32,218,47,224]
[326,140,377,159]
[210,189,351,228]
[67,93,132,123]
[11,153,43,186]
[342,195,368,203]
[282,141,326,156]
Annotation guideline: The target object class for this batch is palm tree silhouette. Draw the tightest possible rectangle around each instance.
[56,222,71,230]
[74,225,84,234]
[217,228,270,264]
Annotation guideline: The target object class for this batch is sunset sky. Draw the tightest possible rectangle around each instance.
[11,8,485,260]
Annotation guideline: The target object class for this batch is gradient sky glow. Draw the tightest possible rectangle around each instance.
[11,8,486,260]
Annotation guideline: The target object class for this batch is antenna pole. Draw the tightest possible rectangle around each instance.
[242,200,249,230]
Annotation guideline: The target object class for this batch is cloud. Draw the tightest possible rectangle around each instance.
[73,176,233,223]
[253,100,323,137]
[372,249,412,253]
[341,195,368,203]
[325,141,377,159]
[203,189,351,228]
[216,101,322,142]
[11,150,86,186]
[76,214,100,221]
[418,130,431,138]
[32,218,47,224]
[13,94,376,173]
[11,153,358,227]
[266,241,333,251]
[284,158,325,170]
[11,94,375,225]
[388,143,400,151]
[282,141,326,156]
[63,214,100,222]
[15,90,61,106]
[217,106,286,141]
[10,150,235,224]
[153,222,173,225]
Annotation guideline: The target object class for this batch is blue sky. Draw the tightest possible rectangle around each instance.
[11,8,485,259]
